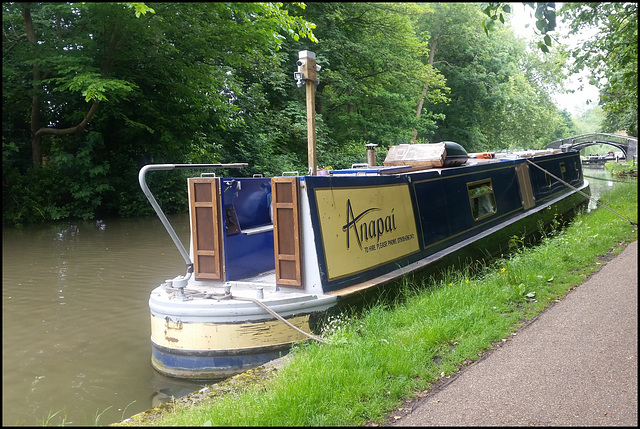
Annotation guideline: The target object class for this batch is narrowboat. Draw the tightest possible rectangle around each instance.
[139,142,590,380]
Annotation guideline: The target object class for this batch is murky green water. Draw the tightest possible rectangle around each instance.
[2,215,211,426]
[582,164,618,211]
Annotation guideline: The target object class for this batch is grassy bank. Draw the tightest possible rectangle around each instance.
[117,179,637,427]
[606,159,637,177]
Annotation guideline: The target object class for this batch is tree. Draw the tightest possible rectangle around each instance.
[293,2,448,153]
[481,2,637,136]
[560,2,637,135]
[3,3,153,165]
[420,3,569,151]
[2,2,589,226]
[2,2,318,224]
[571,106,605,135]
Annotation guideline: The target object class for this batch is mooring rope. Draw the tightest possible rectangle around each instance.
[525,158,637,227]
[164,286,325,343]
[233,296,325,343]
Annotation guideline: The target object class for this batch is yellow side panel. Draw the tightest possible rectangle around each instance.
[150,314,311,350]
[314,183,420,280]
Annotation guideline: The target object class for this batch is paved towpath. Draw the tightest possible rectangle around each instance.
[388,240,637,427]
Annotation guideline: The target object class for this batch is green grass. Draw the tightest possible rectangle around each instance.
[40,401,137,426]
[120,179,637,427]
[41,409,69,426]
[606,160,638,177]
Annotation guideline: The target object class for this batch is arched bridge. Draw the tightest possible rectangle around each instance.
[547,133,637,161]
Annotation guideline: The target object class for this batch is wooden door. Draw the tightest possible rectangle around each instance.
[271,177,302,287]
[188,178,223,280]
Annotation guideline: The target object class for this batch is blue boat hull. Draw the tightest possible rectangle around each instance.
[151,341,290,380]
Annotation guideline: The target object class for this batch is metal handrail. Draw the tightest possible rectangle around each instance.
[138,163,248,279]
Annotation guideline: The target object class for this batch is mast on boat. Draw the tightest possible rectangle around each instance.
[294,50,320,176]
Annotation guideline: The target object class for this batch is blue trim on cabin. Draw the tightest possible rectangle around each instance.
[524,153,584,203]
[305,151,585,293]
[412,161,524,254]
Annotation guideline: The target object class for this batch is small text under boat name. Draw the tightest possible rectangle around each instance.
[362,233,416,253]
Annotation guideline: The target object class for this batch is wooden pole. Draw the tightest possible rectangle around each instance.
[306,78,317,176]
[297,50,318,176]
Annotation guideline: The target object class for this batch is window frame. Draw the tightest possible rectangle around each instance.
[467,179,497,221]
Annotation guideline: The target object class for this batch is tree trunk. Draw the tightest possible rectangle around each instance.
[34,101,101,138]
[412,35,439,142]
[23,4,117,165]
[23,5,43,165]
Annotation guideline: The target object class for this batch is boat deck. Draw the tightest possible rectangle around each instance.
[186,270,277,292]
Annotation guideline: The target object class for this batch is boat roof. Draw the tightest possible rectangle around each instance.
[326,148,565,176]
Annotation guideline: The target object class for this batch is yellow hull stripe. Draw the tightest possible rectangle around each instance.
[151,314,312,350]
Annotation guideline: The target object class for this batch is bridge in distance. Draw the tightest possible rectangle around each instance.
[547,133,637,161]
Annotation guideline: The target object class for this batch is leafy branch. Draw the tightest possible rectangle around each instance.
[481,2,557,52]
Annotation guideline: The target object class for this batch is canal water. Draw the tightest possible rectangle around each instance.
[582,163,619,211]
[0,164,623,426]
[2,214,210,426]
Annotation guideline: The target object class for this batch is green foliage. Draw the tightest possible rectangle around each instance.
[482,2,557,52]
[571,106,605,134]
[49,132,114,218]
[40,408,69,426]
[4,2,631,226]
[47,72,137,102]
[2,2,319,225]
[560,2,638,135]
[2,132,115,227]
[124,2,155,18]
[606,161,637,178]
[422,4,568,151]
[292,2,447,147]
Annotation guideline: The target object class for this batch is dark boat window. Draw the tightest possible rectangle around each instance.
[467,179,497,221]
[545,172,552,187]
[560,162,567,181]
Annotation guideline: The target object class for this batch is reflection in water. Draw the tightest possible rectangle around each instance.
[2,215,214,426]
[582,164,617,211]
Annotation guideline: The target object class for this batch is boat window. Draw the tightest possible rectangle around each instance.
[545,172,552,187]
[560,162,566,181]
[467,179,497,221]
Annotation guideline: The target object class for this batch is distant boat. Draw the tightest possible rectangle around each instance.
[582,154,608,165]
[139,142,589,380]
